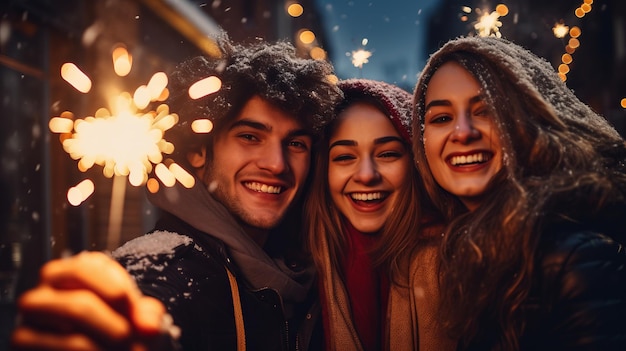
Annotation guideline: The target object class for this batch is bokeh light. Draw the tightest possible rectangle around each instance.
[286,3,304,17]
[61,63,92,93]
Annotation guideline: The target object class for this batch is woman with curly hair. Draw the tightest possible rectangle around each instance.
[384,36,626,350]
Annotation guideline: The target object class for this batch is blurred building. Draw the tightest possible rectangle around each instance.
[424,0,626,135]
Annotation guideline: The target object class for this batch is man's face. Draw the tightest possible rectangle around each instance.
[206,96,312,231]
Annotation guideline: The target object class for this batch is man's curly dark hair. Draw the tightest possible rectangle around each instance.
[165,34,342,167]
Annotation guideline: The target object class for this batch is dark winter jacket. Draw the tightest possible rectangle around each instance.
[112,181,320,351]
[464,204,626,351]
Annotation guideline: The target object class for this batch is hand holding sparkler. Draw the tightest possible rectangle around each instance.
[11,251,180,351]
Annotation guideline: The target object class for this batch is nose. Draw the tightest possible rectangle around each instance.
[353,157,381,184]
[451,113,480,144]
[257,142,289,174]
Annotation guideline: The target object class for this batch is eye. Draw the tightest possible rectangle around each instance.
[429,114,452,124]
[331,154,356,162]
[237,133,259,142]
[473,107,490,118]
[287,139,310,152]
[378,150,404,159]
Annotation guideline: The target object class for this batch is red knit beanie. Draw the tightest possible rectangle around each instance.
[337,79,413,144]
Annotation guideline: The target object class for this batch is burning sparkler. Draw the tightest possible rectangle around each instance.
[350,38,372,78]
[351,48,372,69]
[473,4,508,38]
[51,45,204,249]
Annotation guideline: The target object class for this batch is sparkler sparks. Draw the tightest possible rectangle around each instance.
[59,102,177,187]
[53,43,221,249]
[463,4,509,38]
[350,38,372,69]
[474,11,502,37]
[553,23,569,38]
[53,45,201,210]
[351,49,372,69]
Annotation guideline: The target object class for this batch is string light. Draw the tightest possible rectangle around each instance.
[554,1,593,82]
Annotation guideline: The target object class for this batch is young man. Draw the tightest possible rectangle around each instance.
[11,36,342,351]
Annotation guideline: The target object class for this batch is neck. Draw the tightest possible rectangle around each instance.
[241,223,270,248]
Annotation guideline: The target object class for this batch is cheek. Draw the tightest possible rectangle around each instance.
[291,154,311,182]
[327,165,345,194]
[387,159,412,188]
[422,136,439,166]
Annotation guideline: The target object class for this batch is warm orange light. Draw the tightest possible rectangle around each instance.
[621,98,626,109]
[575,7,585,18]
[568,38,580,49]
[112,46,132,77]
[49,117,74,133]
[155,163,176,187]
[133,85,151,110]
[188,76,222,99]
[287,3,304,17]
[147,72,168,101]
[67,179,95,206]
[147,178,160,193]
[569,26,581,38]
[61,63,92,93]
[558,64,570,74]
[169,162,195,188]
[495,4,508,16]
[299,30,316,44]
[327,74,339,85]
[191,119,213,133]
[561,53,573,64]
[310,47,327,60]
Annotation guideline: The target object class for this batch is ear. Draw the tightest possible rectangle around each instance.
[187,146,207,168]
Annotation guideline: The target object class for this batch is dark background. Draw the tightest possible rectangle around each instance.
[1,0,624,349]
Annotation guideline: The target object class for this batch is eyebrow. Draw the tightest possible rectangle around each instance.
[329,135,405,150]
[425,95,483,111]
[229,118,312,138]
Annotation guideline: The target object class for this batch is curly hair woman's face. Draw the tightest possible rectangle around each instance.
[422,62,503,211]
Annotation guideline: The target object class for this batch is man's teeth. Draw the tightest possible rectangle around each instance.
[450,153,489,166]
[245,182,282,194]
[350,192,383,201]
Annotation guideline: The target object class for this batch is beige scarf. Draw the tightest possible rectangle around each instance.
[321,233,456,351]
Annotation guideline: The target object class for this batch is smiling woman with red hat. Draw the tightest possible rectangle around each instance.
[304,79,455,351]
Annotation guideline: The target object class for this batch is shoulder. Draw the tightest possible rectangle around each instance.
[535,231,626,309]
[540,230,625,272]
[112,231,195,268]
[525,230,626,349]
[112,230,226,278]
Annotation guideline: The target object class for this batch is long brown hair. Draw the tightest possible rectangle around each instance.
[305,91,423,283]
[412,37,626,350]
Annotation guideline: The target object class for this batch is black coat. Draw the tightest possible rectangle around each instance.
[114,212,322,351]
[464,209,626,351]
[519,229,626,350]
